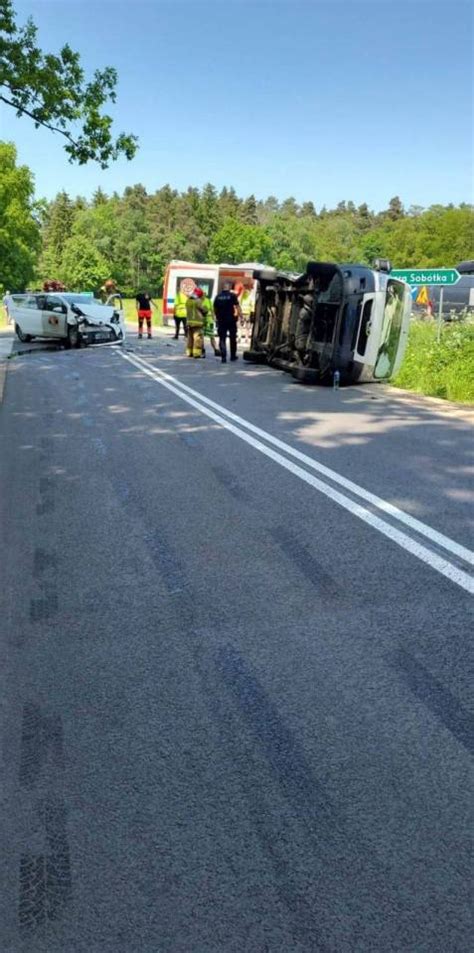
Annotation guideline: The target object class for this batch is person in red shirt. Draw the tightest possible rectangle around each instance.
[135,291,156,339]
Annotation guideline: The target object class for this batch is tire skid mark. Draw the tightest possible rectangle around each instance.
[208,643,421,951]
[30,584,58,622]
[19,704,64,789]
[142,528,184,593]
[392,648,474,754]
[215,643,338,826]
[33,548,58,578]
[32,482,58,621]
[211,462,249,502]
[19,798,72,932]
[270,525,342,600]
[17,705,71,934]
[191,641,335,952]
[109,472,186,594]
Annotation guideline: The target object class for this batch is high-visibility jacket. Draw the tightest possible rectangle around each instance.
[241,289,253,316]
[202,297,216,337]
[186,295,208,327]
[174,290,188,318]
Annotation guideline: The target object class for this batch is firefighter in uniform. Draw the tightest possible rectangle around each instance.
[173,288,188,339]
[186,287,208,358]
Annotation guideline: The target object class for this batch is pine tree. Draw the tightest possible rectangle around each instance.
[300,201,316,218]
[241,194,258,225]
[38,191,75,279]
[92,187,108,207]
[385,196,404,220]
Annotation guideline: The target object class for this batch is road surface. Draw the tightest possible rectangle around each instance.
[0,331,472,952]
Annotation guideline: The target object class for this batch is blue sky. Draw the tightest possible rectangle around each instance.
[2,0,473,210]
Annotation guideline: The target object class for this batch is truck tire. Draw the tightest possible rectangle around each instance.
[243,350,267,364]
[15,323,32,343]
[291,366,320,385]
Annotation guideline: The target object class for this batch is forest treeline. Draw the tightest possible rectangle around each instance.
[2,142,473,294]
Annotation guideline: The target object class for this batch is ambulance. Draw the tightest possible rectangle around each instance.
[162,260,261,324]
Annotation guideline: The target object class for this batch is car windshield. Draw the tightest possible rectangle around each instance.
[61,294,103,305]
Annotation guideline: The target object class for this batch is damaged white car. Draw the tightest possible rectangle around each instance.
[10,292,126,347]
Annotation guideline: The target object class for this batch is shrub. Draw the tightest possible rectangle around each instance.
[392,318,474,403]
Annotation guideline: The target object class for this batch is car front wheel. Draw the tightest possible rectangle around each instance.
[15,323,32,343]
[65,324,80,349]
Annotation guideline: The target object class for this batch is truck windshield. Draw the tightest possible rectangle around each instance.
[374,281,405,379]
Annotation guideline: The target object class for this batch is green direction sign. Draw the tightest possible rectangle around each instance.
[390,268,461,286]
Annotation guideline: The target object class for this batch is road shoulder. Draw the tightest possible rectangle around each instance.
[0,330,14,404]
[348,381,474,421]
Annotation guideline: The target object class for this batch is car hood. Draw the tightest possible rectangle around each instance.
[76,304,116,324]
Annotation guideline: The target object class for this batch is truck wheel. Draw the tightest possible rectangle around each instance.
[15,323,32,343]
[291,366,320,385]
[65,325,80,349]
[243,350,267,364]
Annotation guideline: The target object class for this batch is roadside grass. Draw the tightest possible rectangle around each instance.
[392,319,474,404]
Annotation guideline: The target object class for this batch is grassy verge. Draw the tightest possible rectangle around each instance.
[392,319,474,404]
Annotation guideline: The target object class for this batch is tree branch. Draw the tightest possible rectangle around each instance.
[0,93,77,144]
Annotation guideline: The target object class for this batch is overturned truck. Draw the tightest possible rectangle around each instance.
[244,261,411,385]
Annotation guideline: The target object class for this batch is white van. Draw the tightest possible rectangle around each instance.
[10,292,126,347]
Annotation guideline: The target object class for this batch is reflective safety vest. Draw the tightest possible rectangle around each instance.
[241,289,253,316]
[174,291,188,318]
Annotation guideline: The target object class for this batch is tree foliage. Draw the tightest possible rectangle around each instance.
[25,176,474,295]
[0,0,138,166]
[0,140,41,290]
[209,220,272,264]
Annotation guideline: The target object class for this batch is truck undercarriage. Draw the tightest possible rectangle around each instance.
[244,263,346,384]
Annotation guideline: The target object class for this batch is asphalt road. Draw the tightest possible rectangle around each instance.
[0,331,472,952]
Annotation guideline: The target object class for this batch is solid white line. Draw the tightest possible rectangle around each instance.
[118,350,474,595]
[123,350,474,568]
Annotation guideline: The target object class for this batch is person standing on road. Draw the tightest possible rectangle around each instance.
[239,285,254,342]
[3,290,12,324]
[173,287,188,339]
[185,287,208,358]
[213,282,242,363]
[135,291,156,339]
[201,292,220,358]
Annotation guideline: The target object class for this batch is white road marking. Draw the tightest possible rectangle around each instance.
[122,350,474,569]
[118,349,474,595]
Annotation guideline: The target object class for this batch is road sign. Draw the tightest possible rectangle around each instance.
[391,268,461,286]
